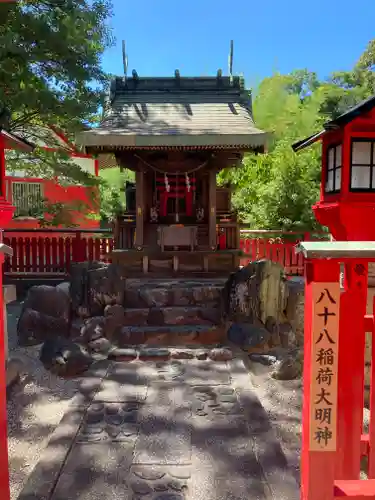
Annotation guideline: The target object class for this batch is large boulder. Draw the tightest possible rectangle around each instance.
[223,260,287,325]
[227,322,270,351]
[284,277,305,347]
[69,261,107,315]
[17,285,71,346]
[87,264,125,316]
[39,337,92,377]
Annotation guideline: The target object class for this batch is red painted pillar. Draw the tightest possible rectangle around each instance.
[0,136,16,500]
[301,258,340,500]
[335,261,368,479]
[0,253,9,500]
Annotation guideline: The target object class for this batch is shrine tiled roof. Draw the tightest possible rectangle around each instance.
[77,74,267,151]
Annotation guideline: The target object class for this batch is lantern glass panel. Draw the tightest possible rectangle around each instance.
[351,140,375,191]
[352,141,371,164]
[326,170,334,192]
[325,144,342,193]
[351,166,371,189]
[335,167,341,189]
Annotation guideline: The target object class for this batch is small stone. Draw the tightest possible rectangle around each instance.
[271,348,303,380]
[195,350,208,360]
[170,350,194,360]
[139,348,170,361]
[208,347,233,362]
[130,481,153,495]
[154,494,184,500]
[87,337,113,354]
[249,353,278,366]
[108,348,137,361]
[80,316,106,343]
[39,337,92,377]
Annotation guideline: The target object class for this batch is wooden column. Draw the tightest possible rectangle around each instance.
[208,169,217,250]
[134,169,144,249]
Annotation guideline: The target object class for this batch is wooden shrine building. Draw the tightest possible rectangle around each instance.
[78,72,266,274]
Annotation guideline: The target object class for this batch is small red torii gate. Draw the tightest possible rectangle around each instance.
[298,241,375,500]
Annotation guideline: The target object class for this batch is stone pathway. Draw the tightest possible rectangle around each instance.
[16,353,299,500]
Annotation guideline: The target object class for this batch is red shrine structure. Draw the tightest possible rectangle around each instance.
[293,96,375,500]
[0,128,34,500]
[78,72,267,275]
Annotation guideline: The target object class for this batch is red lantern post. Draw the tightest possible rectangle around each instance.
[0,129,34,498]
[293,96,375,497]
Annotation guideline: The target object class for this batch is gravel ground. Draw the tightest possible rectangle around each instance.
[6,302,81,500]
[245,357,302,485]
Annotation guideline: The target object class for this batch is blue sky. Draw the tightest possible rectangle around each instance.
[102,0,375,90]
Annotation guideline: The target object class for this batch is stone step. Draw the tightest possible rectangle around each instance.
[125,280,225,308]
[123,306,221,326]
[120,324,226,346]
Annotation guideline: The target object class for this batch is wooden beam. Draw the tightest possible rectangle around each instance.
[134,169,144,249]
[208,169,217,250]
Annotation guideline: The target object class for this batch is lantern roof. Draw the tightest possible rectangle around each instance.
[292,94,375,152]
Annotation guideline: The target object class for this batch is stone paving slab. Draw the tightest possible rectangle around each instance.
[51,443,134,500]
[133,406,192,465]
[94,362,151,402]
[174,359,232,386]
[16,353,299,500]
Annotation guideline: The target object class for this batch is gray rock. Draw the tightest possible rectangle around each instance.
[285,278,305,347]
[40,337,92,377]
[227,322,270,349]
[17,284,71,346]
[196,349,208,360]
[108,348,138,361]
[104,304,126,340]
[22,285,71,321]
[222,259,285,324]
[209,347,233,361]
[17,308,69,346]
[139,287,169,307]
[87,337,113,355]
[80,316,106,343]
[139,348,170,361]
[271,348,303,380]
[249,354,277,366]
[87,264,125,316]
[56,281,70,297]
[170,350,194,360]
[69,261,106,314]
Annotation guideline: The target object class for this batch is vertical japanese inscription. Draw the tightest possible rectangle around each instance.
[309,283,340,451]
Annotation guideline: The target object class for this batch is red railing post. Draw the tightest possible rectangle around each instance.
[72,231,85,263]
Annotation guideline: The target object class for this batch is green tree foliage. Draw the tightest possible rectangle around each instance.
[99,168,135,222]
[0,0,114,186]
[221,41,375,230]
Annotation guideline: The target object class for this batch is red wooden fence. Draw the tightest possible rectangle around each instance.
[1,228,328,276]
[240,230,329,275]
[2,229,113,275]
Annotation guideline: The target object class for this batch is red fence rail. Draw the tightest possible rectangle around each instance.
[1,228,329,276]
[239,230,330,276]
[2,228,113,275]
